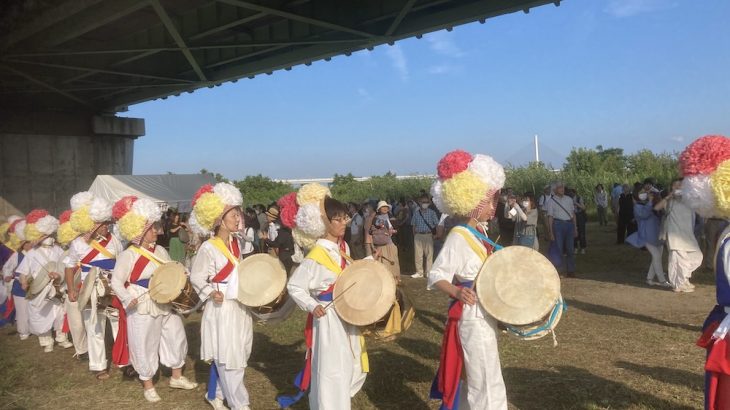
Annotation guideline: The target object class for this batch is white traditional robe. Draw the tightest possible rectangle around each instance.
[111,246,187,380]
[16,245,66,341]
[428,229,507,410]
[666,198,703,288]
[3,251,30,337]
[190,236,252,409]
[287,238,366,410]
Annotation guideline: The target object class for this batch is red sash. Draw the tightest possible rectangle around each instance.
[80,233,112,265]
[111,249,153,367]
[211,239,240,283]
[298,284,335,393]
[698,320,730,409]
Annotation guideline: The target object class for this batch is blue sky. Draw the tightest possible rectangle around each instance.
[127,0,730,180]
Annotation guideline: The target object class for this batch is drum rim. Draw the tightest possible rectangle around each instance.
[148,261,188,304]
[236,254,287,307]
[77,266,98,309]
[28,270,50,297]
[475,246,561,326]
[333,259,397,326]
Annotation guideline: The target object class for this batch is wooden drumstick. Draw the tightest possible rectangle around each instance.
[323,281,358,311]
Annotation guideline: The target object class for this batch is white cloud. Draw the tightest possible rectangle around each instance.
[670,136,685,143]
[427,64,463,75]
[426,30,465,58]
[356,87,373,101]
[386,44,409,81]
[604,0,678,18]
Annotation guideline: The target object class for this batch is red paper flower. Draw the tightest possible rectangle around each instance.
[8,219,23,233]
[59,210,73,224]
[25,209,49,224]
[277,192,299,228]
[680,135,730,176]
[112,195,138,220]
[192,184,214,207]
[437,150,473,180]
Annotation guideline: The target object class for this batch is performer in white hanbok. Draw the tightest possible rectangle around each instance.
[278,184,369,410]
[189,182,252,410]
[63,191,123,380]
[2,217,32,340]
[56,210,85,357]
[16,209,73,352]
[110,196,197,402]
[427,150,508,410]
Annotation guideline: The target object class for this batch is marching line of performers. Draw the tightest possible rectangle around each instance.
[1,139,729,410]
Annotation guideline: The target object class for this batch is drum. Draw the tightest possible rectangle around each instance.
[77,267,113,310]
[236,254,287,308]
[250,288,297,325]
[362,286,416,341]
[333,260,396,327]
[148,262,201,314]
[475,246,563,342]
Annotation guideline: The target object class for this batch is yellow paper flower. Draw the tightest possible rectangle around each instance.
[711,159,730,218]
[70,207,95,233]
[441,170,489,216]
[0,222,9,242]
[119,212,147,241]
[24,224,44,243]
[296,183,330,206]
[57,222,80,246]
[6,233,20,251]
[193,192,226,231]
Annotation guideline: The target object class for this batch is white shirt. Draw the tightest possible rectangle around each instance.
[545,194,575,221]
[62,234,123,281]
[666,198,700,252]
[190,236,243,301]
[111,245,172,315]
[287,238,347,313]
[16,245,64,280]
[240,227,255,254]
[2,251,20,280]
[268,222,280,242]
[350,214,364,236]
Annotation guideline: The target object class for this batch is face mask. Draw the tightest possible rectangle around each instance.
[41,236,54,246]
[638,193,648,201]
[522,201,530,209]
[420,203,429,209]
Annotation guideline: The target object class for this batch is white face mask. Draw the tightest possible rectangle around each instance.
[522,201,530,209]
[420,203,430,210]
[41,236,54,246]
[638,192,648,201]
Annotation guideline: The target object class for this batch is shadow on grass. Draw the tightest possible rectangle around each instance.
[615,360,704,391]
[566,298,702,332]
[413,309,447,335]
[361,347,433,410]
[504,366,696,410]
[396,336,440,361]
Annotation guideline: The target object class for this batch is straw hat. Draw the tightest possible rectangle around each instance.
[475,246,561,326]
[376,201,391,211]
[148,262,188,304]
[334,259,396,326]
[236,254,287,307]
[265,206,280,219]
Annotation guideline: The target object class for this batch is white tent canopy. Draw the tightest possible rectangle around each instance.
[88,174,217,213]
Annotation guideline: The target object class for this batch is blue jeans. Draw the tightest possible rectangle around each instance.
[553,219,576,274]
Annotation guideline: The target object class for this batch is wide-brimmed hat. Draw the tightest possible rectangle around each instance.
[334,259,396,326]
[376,201,391,211]
[475,246,561,326]
[265,207,280,219]
[236,254,287,307]
[149,262,187,304]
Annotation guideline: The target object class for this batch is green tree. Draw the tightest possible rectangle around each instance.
[234,174,293,207]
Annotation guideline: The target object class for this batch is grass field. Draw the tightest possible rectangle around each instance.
[0,222,712,409]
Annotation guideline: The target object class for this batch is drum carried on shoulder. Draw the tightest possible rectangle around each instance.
[148,261,201,315]
[475,246,565,345]
[236,254,296,324]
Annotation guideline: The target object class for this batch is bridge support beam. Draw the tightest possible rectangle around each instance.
[0,110,144,218]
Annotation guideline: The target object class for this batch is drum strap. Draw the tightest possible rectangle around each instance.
[81,234,113,265]
[209,237,240,283]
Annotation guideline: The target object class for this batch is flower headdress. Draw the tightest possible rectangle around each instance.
[290,183,331,249]
[23,209,59,244]
[679,135,730,218]
[190,182,243,234]
[57,210,80,246]
[69,191,112,234]
[113,196,162,245]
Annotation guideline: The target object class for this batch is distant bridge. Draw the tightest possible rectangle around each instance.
[275,174,436,187]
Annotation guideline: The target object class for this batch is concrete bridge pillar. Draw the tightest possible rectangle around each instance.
[0,110,144,218]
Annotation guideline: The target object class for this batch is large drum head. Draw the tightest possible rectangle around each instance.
[334,260,396,326]
[476,246,560,326]
[149,262,187,304]
[77,266,98,309]
[237,254,287,307]
[27,270,48,300]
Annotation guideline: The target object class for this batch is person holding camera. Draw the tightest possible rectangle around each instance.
[654,178,702,292]
[411,195,439,279]
[507,193,539,250]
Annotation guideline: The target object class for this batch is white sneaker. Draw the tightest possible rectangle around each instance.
[19,334,29,341]
[43,344,53,353]
[659,281,673,288]
[58,340,74,349]
[686,282,696,289]
[144,388,162,403]
[646,279,660,286]
[205,394,227,410]
[411,273,423,278]
[169,376,198,390]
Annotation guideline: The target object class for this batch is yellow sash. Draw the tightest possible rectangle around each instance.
[305,245,370,372]
[451,226,488,261]
[90,239,114,259]
[129,246,164,267]
[208,237,239,265]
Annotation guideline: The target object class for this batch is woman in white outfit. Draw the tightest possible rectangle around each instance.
[428,150,508,410]
[278,184,369,410]
[110,196,197,402]
[2,217,32,340]
[189,182,252,410]
[16,209,73,352]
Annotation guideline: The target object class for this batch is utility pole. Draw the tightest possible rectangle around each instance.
[534,134,540,163]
